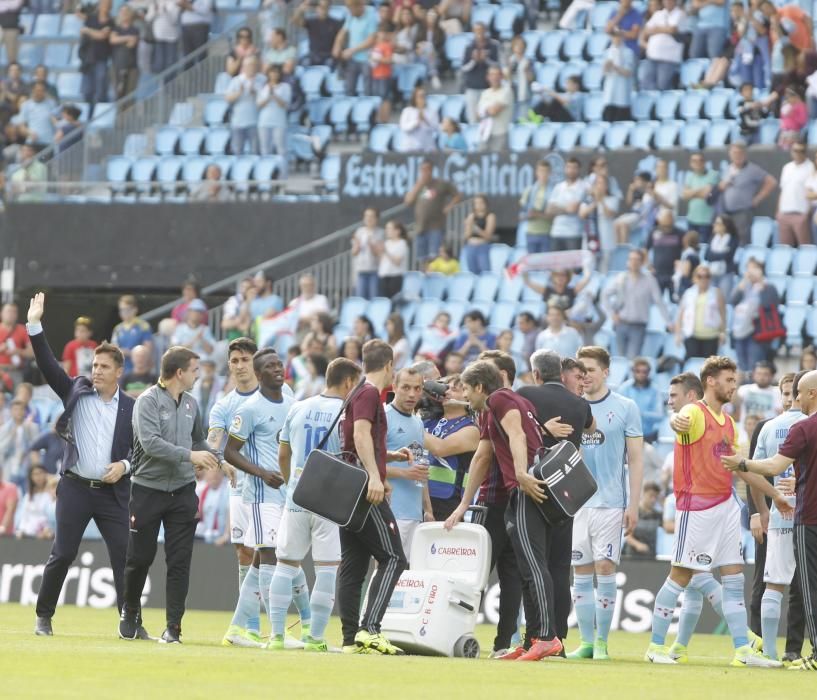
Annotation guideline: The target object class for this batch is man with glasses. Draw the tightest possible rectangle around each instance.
[777,143,815,247]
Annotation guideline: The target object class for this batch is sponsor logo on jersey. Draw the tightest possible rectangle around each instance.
[711,438,733,459]
[571,550,582,561]
[581,430,606,447]
[696,553,712,565]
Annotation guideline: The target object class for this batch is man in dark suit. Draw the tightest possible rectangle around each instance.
[26,292,148,638]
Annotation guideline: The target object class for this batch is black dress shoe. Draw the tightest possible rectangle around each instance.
[34,617,53,636]
[119,606,139,640]
[159,625,182,644]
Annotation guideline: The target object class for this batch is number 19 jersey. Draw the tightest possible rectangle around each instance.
[279,393,344,510]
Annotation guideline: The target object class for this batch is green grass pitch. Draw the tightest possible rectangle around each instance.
[0,604,810,699]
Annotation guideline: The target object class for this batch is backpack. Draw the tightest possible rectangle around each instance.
[753,305,786,343]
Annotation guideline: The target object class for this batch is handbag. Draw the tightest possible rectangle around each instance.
[753,304,786,343]
[291,380,374,532]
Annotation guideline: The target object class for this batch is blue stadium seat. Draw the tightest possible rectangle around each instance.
[319,154,340,192]
[204,98,229,125]
[704,119,733,147]
[181,157,208,186]
[655,90,683,120]
[351,96,380,134]
[211,155,236,179]
[642,331,666,358]
[414,299,442,327]
[441,94,466,122]
[497,274,523,302]
[325,71,346,96]
[808,121,817,146]
[793,245,817,275]
[807,307,817,338]
[204,126,231,155]
[17,42,44,66]
[630,120,658,150]
[168,102,194,127]
[608,245,633,272]
[473,272,501,302]
[471,3,498,28]
[562,31,586,60]
[704,91,729,119]
[367,297,393,335]
[155,126,181,155]
[489,301,516,329]
[425,93,446,121]
[555,122,582,151]
[579,121,606,149]
[18,12,34,35]
[684,357,706,375]
[558,61,585,90]
[156,156,184,193]
[89,103,116,129]
[329,97,354,134]
[758,119,780,145]
[521,30,543,60]
[299,65,329,100]
[767,245,793,276]
[401,271,424,301]
[254,156,286,191]
[784,305,807,345]
[368,123,396,153]
[654,120,682,148]
[532,122,558,149]
[679,59,707,88]
[422,273,448,299]
[521,272,547,301]
[586,32,610,60]
[394,62,427,101]
[44,42,72,68]
[540,30,566,61]
[534,62,560,91]
[583,91,604,121]
[679,120,708,150]
[461,124,482,151]
[61,13,83,37]
[328,4,347,21]
[213,71,232,94]
[106,156,132,192]
[591,2,617,29]
[750,216,775,247]
[442,300,467,328]
[495,4,524,40]
[738,245,768,274]
[56,72,83,100]
[517,300,545,321]
[508,123,534,152]
[604,121,633,149]
[631,91,656,121]
[122,133,148,158]
[339,297,368,328]
[608,356,629,388]
[582,62,604,91]
[679,91,705,120]
[229,155,258,192]
[33,13,61,37]
[179,127,206,155]
[489,243,511,272]
[445,33,473,69]
[306,97,332,125]
[447,272,477,302]
[786,277,812,305]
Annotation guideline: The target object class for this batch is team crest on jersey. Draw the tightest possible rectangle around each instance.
[231,415,242,432]
[606,411,615,424]
[711,438,732,459]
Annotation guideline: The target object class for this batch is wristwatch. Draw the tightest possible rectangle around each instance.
[738,459,748,472]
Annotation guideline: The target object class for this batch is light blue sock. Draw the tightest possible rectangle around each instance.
[651,578,684,645]
[675,587,703,647]
[721,573,749,649]
[572,574,596,644]
[761,589,783,660]
[510,605,523,646]
[239,563,260,634]
[595,574,617,643]
[269,563,298,637]
[310,565,337,641]
[691,572,724,620]
[259,563,275,620]
[292,567,312,626]
[231,565,261,629]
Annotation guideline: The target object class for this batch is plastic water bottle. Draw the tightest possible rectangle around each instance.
[415,449,430,490]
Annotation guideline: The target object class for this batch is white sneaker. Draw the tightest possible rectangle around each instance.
[645,643,677,664]
[489,648,509,659]
[731,645,783,668]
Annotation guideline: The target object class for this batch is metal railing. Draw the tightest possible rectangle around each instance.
[445,198,473,258]
[39,11,272,183]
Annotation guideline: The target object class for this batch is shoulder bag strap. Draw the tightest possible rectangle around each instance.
[315,377,367,452]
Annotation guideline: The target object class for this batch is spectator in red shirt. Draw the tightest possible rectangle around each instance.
[61,316,97,378]
[0,302,32,380]
[337,339,411,655]
[446,359,564,661]
[0,466,19,536]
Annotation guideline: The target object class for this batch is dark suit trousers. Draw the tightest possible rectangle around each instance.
[749,532,767,635]
[36,475,130,619]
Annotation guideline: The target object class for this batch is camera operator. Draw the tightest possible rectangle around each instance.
[422,374,480,521]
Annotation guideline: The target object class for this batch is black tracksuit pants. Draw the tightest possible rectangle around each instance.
[36,474,129,619]
[337,500,407,646]
[123,481,198,628]
[484,499,523,651]
[793,525,817,656]
[547,517,574,641]
[505,489,556,644]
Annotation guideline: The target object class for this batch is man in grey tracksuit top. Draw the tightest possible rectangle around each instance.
[120,346,220,644]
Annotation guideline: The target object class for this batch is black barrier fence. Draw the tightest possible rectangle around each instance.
[337,148,790,224]
[1,538,768,635]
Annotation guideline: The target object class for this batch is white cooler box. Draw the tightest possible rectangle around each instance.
[380,521,491,658]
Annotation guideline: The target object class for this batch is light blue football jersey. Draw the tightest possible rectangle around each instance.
[230,391,295,505]
[753,408,803,530]
[209,387,258,497]
[279,393,344,510]
[580,390,642,509]
[385,404,426,522]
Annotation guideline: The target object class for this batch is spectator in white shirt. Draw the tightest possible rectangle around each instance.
[146,0,181,74]
[477,65,513,152]
[171,298,216,361]
[289,273,330,326]
[535,305,583,358]
[653,157,679,215]
[377,219,410,298]
[225,55,264,154]
[639,0,686,90]
[256,64,291,166]
[777,142,815,246]
[398,87,439,153]
[546,157,587,251]
[352,207,383,299]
